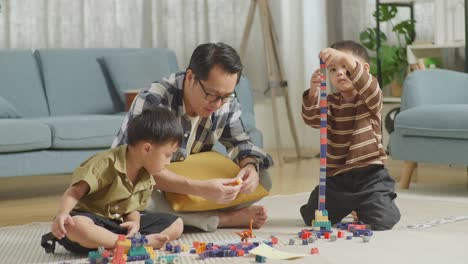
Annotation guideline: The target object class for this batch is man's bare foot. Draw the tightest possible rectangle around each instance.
[218,205,268,229]
[146,234,169,249]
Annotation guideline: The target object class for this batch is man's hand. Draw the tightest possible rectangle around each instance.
[237,165,259,194]
[120,221,140,238]
[51,213,75,239]
[198,178,242,204]
[319,48,356,72]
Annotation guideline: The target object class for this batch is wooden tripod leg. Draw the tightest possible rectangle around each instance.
[239,0,257,59]
[400,161,417,189]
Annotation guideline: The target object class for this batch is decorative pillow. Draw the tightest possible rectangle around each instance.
[101,51,173,102]
[0,96,21,118]
[165,151,269,212]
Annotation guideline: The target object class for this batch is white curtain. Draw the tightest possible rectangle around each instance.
[0,0,253,69]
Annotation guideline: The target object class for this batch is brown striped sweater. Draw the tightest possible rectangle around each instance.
[302,62,387,176]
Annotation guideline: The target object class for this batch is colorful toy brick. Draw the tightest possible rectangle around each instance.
[255,255,267,263]
[329,234,337,242]
[165,243,173,252]
[352,228,373,237]
[337,231,344,238]
[310,247,319,254]
[88,246,110,264]
[156,254,181,264]
[172,245,181,253]
[288,238,295,245]
[302,239,308,245]
[270,235,279,245]
[346,235,353,240]
[324,232,331,239]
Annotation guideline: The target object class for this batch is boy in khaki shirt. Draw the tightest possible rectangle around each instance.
[41,107,184,254]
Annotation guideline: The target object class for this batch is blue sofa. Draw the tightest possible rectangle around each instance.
[389,69,468,189]
[0,48,262,178]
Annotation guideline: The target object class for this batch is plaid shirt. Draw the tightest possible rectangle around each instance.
[112,71,273,170]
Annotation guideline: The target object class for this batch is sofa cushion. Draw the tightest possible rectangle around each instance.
[101,50,176,102]
[0,96,21,118]
[395,105,468,139]
[0,50,49,117]
[35,49,121,116]
[0,120,51,153]
[36,115,125,149]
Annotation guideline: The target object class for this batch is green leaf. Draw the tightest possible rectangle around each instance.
[373,5,397,22]
[393,20,416,45]
[359,28,387,51]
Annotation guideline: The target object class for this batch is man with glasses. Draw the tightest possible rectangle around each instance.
[112,42,273,231]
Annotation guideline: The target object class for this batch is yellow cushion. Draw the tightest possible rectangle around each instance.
[165,151,269,212]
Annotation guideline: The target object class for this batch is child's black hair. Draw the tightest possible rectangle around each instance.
[330,40,370,64]
[127,107,183,146]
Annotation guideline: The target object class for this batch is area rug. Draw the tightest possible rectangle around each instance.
[1,186,468,264]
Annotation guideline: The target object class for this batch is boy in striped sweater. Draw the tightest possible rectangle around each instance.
[300,40,400,230]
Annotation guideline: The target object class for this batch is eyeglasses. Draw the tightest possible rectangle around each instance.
[198,79,235,103]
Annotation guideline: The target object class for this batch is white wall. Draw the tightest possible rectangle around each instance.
[249,0,327,151]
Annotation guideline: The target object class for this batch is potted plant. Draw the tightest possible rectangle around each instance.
[360,5,415,96]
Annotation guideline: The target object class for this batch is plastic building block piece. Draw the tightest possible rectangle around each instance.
[230,178,243,186]
[324,232,331,239]
[144,259,154,264]
[237,249,245,256]
[337,231,344,238]
[157,255,181,264]
[173,245,181,253]
[165,243,173,252]
[352,229,373,237]
[255,255,267,263]
[288,238,295,245]
[302,239,308,245]
[310,247,319,254]
[181,244,190,252]
[128,246,148,257]
[193,241,200,248]
[362,236,371,243]
[270,236,279,245]
[346,235,353,240]
[145,247,156,259]
[329,235,337,242]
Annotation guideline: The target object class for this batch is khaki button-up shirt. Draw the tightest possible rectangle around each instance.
[72,145,155,221]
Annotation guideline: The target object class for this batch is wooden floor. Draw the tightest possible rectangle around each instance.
[0,148,466,227]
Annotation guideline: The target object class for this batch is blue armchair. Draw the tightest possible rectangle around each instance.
[390,69,468,189]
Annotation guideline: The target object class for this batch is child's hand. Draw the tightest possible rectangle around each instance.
[120,220,140,238]
[51,213,75,239]
[319,48,356,72]
[308,69,323,98]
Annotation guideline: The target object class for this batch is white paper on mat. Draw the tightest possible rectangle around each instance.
[403,215,468,229]
[248,244,306,260]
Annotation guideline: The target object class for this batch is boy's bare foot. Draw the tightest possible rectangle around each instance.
[218,205,268,228]
[147,234,169,249]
